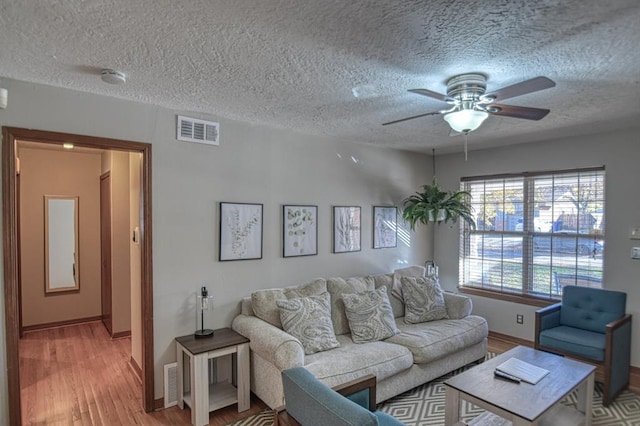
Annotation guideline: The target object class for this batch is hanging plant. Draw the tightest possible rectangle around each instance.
[402,178,476,230]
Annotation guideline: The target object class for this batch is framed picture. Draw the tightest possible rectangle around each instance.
[283,205,318,257]
[373,206,397,249]
[333,206,361,253]
[219,202,263,261]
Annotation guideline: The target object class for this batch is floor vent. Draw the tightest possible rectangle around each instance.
[164,362,178,408]
[177,115,220,145]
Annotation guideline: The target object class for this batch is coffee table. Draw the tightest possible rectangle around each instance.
[444,346,595,426]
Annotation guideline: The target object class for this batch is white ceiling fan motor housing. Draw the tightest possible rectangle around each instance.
[446,73,487,102]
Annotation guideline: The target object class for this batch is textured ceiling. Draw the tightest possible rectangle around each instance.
[1,0,639,153]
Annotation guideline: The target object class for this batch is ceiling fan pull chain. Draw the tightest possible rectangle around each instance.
[432,148,436,177]
[464,133,468,161]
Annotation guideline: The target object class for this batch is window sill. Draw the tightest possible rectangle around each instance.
[458,287,559,308]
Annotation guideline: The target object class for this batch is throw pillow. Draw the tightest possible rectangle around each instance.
[392,265,426,299]
[276,293,340,355]
[251,278,327,328]
[341,286,400,343]
[326,277,375,335]
[401,276,449,324]
[371,273,404,318]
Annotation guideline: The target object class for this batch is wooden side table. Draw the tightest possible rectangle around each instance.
[176,328,250,426]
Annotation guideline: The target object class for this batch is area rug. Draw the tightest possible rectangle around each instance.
[226,355,640,426]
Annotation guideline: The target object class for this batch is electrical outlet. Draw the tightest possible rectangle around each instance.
[516,314,524,324]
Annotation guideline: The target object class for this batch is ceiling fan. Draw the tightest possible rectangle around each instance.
[383,74,556,134]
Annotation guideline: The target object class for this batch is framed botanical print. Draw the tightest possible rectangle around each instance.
[373,206,397,249]
[219,202,263,261]
[333,206,361,253]
[283,205,318,257]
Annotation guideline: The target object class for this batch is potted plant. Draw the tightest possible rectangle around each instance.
[402,178,476,230]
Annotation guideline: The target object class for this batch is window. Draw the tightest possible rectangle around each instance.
[459,167,604,301]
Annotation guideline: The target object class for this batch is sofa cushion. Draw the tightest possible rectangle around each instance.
[277,293,340,355]
[327,277,375,335]
[401,276,448,324]
[386,315,488,364]
[251,278,327,328]
[538,325,605,361]
[304,334,413,387]
[371,273,405,318]
[342,287,400,343]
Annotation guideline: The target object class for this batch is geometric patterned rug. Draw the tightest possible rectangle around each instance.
[226,354,640,426]
[378,369,640,425]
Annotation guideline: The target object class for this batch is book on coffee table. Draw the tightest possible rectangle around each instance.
[495,357,550,384]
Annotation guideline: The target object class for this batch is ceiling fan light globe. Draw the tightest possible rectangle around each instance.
[444,110,489,133]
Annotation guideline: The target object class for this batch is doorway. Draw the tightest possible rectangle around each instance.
[2,127,154,426]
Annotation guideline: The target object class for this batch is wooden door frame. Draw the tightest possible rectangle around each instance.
[100,171,113,335]
[2,127,154,425]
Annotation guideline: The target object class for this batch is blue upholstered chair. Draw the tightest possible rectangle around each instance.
[535,286,632,406]
[276,367,404,426]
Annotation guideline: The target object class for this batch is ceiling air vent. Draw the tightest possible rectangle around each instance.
[177,115,219,146]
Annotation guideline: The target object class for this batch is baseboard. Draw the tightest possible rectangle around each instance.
[21,315,102,333]
[154,398,165,411]
[488,330,640,393]
[129,357,142,383]
[488,331,533,348]
[111,330,131,339]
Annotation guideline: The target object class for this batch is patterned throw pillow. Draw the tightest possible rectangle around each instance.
[401,276,449,324]
[392,265,427,299]
[251,278,327,328]
[326,276,376,335]
[341,287,400,343]
[277,293,340,355]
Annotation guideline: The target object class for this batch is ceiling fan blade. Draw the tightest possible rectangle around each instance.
[490,104,550,120]
[382,111,443,126]
[408,88,449,102]
[482,77,555,102]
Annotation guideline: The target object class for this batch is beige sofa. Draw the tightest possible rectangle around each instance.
[231,272,488,409]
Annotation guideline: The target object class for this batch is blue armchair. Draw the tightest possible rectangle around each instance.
[276,367,404,426]
[535,286,632,406]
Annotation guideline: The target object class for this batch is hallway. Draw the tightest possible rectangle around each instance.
[20,322,146,424]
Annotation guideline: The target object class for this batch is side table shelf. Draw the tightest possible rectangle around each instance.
[176,328,250,426]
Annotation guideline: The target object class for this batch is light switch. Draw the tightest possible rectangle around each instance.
[632,247,640,259]
[631,227,640,239]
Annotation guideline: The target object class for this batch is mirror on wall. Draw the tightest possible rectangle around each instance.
[44,195,79,293]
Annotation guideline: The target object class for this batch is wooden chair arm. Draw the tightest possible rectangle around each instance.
[333,374,377,410]
[606,313,632,332]
[534,303,562,349]
[273,406,300,426]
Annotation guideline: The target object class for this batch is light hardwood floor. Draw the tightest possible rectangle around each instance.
[18,322,636,425]
[19,321,266,425]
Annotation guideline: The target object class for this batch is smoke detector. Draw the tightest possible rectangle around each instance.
[101,69,126,85]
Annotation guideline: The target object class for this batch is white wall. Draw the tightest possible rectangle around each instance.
[0,78,432,413]
[433,130,640,367]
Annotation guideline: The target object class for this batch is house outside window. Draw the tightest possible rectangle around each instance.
[459,167,605,301]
